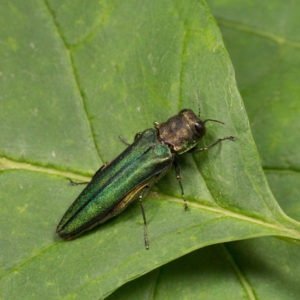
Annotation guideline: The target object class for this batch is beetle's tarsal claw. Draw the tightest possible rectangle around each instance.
[67,178,77,186]
[225,135,236,140]
[184,203,188,211]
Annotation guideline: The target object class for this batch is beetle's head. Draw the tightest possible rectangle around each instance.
[156,109,223,154]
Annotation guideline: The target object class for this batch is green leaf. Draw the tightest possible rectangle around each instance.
[0,0,299,299]
[107,1,300,299]
[208,0,300,171]
[266,171,300,221]
[108,237,300,300]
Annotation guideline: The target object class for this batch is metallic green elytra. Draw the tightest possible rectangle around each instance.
[56,109,234,248]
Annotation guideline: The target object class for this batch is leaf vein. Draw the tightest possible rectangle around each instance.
[42,0,104,163]
[155,193,300,238]
[0,241,62,281]
[217,17,300,49]
[263,166,300,175]
[1,155,300,237]
[177,25,188,111]
[150,269,161,300]
[221,244,257,300]
[0,156,92,181]
[0,193,299,289]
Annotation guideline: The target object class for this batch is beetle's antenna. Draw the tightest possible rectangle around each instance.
[194,88,201,117]
[203,119,225,125]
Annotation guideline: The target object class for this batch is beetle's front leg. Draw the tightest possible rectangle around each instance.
[174,160,188,211]
[119,135,130,145]
[192,135,235,152]
[119,131,143,146]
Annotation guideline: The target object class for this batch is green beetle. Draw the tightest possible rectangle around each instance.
[57,109,234,249]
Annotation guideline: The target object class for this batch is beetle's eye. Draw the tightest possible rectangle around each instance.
[194,122,205,136]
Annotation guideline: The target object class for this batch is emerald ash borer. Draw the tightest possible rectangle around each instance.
[56,108,234,249]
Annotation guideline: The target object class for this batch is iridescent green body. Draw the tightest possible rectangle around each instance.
[57,128,173,239]
[57,109,234,243]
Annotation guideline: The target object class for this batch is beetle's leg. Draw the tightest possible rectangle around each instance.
[119,135,130,145]
[138,187,150,250]
[119,132,142,145]
[193,136,235,152]
[134,132,142,141]
[174,160,188,211]
[67,178,89,186]
[67,162,111,186]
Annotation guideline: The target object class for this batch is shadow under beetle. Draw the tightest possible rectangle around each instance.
[57,108,234,249]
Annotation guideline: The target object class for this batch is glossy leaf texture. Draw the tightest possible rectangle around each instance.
[108,1,300,299]
[0,0,299,299]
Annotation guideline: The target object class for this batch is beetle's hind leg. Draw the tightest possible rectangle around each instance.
[67,161,113,186]
[138,186,151,249]
[174,160,188,211]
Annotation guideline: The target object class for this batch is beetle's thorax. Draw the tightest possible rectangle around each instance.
[156,109,205,154]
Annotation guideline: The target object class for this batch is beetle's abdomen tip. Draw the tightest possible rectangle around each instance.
[56,225,77,240]
[56,225,67,239]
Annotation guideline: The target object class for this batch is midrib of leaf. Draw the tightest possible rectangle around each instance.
[1,155,299,237]
[1,158,300,286]
[216,17,300,49]
[160,193,300,238]
[42,0,104,164]
[0,156,92,181]
[221,244,257,300]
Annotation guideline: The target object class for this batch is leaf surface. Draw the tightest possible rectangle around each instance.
[0,0,299,299]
